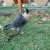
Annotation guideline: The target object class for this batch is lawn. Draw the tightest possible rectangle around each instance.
[0,5,50,50]
[0,14,50,50]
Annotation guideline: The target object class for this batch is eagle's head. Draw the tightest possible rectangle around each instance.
[24,8,30,14]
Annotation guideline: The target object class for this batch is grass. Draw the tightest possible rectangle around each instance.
[0,15,50,50]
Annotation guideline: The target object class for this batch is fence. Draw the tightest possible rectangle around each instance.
[0,4,50,15]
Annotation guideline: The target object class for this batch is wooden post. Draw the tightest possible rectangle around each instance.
[18,0,22,13]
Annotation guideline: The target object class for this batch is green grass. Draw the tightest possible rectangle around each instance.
[0,15,50,50]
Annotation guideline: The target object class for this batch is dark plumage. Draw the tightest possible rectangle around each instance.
[3,9,30,41]
[3,15,27,30]
[3,9,29,30]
